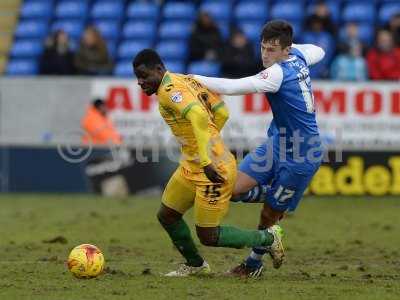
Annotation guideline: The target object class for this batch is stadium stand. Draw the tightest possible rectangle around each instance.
[126,2,159,20]
[156,40,188,61]
[54,1,89,19]
[187,60,220,77]
[3,0,400,79]
[20,0,53,19]
[0,0,21,74]
[51,20,85,40]
[15,20,48,39]
[90,0,124,20]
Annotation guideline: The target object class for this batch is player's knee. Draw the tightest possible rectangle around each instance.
[156,210,167,226]
[232,185,242,197]
[233,182,249,196]
[157,205,181,226]
[233,172,258,196]
[196,226,219,246]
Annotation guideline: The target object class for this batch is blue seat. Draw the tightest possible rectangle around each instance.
[163,2,196,21]
[187,61,220,77]
[379,3,400,24]
[340,23,375,45]
[342,0,377,3]
[117,40,152,59]
[106,40,117,58]
[93,21,120,40]
[270,2,303,22]
[302,31,334,77]
[6,59,38,75]
[15,21,48,39]
[51,20,84,39]
[159,22,192,40]
[20,1,53,19]
[91,1,124,19]
[156,41,188,60]
[234,1,268,21]
[216,21,230,39]
[342,3,375,23]
[126,2,159,20]
[237,22,263,43]
[356,23,375,45]
[302,31,334,53]
[164,60,185,73]
[200,2,232,21]
[122,21,157,41]
[55,1,88,19]
[113,60,133,77]
[10,40,43,58]
[291,22,303,39]
[203,0,235,3]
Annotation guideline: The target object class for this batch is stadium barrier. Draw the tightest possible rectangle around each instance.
[0,78,399,195]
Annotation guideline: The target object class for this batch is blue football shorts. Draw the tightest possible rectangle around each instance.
[239,141,321,212]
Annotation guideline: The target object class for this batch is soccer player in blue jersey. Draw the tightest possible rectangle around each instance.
[194,20,325,277]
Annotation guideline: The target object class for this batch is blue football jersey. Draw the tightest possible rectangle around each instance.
[263,48,321,162]
[194,43,325,165]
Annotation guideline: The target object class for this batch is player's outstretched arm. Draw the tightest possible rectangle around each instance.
[185,105,225,183]
[292,44,325,66]
[194,75,258,95]
[194,64,283,96]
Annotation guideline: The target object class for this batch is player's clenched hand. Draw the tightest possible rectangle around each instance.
[203,164,225,183]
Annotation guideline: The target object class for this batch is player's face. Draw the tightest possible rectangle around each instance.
[261,39,290,68]
[134,64,163,96]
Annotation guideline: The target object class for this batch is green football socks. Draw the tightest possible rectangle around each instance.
[161,219,204,267]
[217,226,274,249]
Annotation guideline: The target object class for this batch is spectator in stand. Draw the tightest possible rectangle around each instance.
[330,42,367,81]
[386,13,400,47]
[305,1,336,35]
[74,26,113,75]
[39,30,75,75]
[366,29,400,80]
[221,28,259,78]
[340,22,367,54]
[188,11,223,62]
[81,99,122,145]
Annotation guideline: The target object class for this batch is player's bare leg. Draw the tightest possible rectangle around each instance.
[157,202,278,277]
[228,205,284,278]
[157,204,210,277]
[230,171,269,204]
[258,204,285,269]
[234,171,258,195]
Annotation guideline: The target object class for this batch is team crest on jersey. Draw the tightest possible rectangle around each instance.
[170,91,183,103]
[257,70,269,80]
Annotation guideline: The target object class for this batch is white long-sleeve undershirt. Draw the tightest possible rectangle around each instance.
[194,43,325,96]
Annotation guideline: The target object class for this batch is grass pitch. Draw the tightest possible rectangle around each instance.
[0,194,399,300]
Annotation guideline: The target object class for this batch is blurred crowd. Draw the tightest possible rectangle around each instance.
[40,26,113,75]
[39,1,400,81]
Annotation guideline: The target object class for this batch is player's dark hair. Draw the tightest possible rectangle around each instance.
[261,20,293,48]
[132,49,165,69]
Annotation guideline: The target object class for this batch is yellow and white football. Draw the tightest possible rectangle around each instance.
[67,244,105,278]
